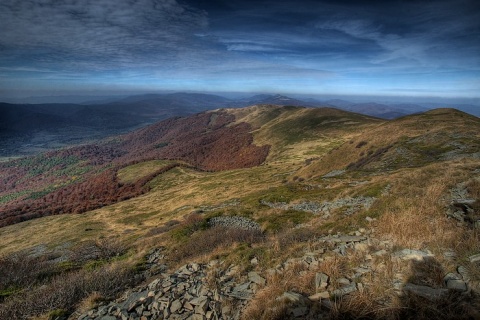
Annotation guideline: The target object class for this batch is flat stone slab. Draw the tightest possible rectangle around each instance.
[446,279,467,291]
[403,283,448,301]
[469,253,480,263]
[392,249,434,261]
[248,272,266,286]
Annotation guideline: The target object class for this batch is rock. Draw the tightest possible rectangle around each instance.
[278,291,310,306]
[209,216,261,231]
[308,291,330,301]
[190,296,209,306]
[403,283,448,300]
[331,283,357,297]
[99,316,117,320]
[170,299,183,313]
[337,278,351,285]
[315,272,329,291]
[392,249,434,261]
[373,249,387,256]
[250,257,259,265]
[121,290,148,311]
[457,266,471,282]
[248,272,266,286]
[469,253,480,263]
[446,279,467,291]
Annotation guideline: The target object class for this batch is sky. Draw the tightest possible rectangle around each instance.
[0,0,479,100]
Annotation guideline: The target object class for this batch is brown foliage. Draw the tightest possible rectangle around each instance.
[0,111,270,227]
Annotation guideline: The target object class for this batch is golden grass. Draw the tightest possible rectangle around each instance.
[117,159,175,183]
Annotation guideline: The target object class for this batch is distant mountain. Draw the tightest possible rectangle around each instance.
[235,94,311,107]
[2,92,479,157]
[322,100,427,119]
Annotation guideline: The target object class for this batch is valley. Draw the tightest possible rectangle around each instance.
[0,105,479,319]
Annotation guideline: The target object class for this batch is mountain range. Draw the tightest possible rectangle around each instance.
[1,92,479,158]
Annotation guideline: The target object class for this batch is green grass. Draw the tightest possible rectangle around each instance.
[257,209,312,232]
[117,160,175,183]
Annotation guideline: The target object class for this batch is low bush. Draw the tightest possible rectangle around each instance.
[170,226,264,262]
[0,263,136,319]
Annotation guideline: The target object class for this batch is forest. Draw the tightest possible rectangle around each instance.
[0,111,270,227]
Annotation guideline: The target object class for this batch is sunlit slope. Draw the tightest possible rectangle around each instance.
[299,108,480,178]
[224,105,382,163]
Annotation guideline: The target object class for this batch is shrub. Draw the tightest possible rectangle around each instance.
[356,141,368,148]
[0,263,136,319]
[170,226,264,261]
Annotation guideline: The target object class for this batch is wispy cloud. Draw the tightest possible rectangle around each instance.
[0,0,209,71]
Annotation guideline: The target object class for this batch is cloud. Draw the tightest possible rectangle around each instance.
[0,0,209,71]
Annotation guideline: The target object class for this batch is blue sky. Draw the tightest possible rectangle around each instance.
[0,0,479,100]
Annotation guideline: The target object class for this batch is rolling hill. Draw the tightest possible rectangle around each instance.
[0,105,479,320]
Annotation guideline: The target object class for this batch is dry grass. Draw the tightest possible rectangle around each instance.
[117,160,174,183]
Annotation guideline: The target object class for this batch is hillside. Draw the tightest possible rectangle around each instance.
[0,106,479,320]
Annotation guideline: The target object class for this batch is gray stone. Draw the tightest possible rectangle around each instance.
[315,272,329,291]
[446,279,467,291]
[189,296,208,306]
[248,272,266,286]
[403,283,448,301]
[469,253,480,263]
[121,290,148,311]
[373,249,387,256]
[227,290,252,300]
[337,278,351,285]
[458,266,471,282]
[208,216,261,231]
[392,249,434,261]
[331,283,357,297]
[170,299,183,313]
[99,316,117,320]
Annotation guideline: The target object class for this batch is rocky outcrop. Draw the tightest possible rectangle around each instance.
[208,216,261,231]
[260,196,375,217]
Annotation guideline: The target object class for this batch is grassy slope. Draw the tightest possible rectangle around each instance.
[0,105,378,254]
[1,106,479,319]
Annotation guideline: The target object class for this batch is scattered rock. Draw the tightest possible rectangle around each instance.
[209,216,261,231]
